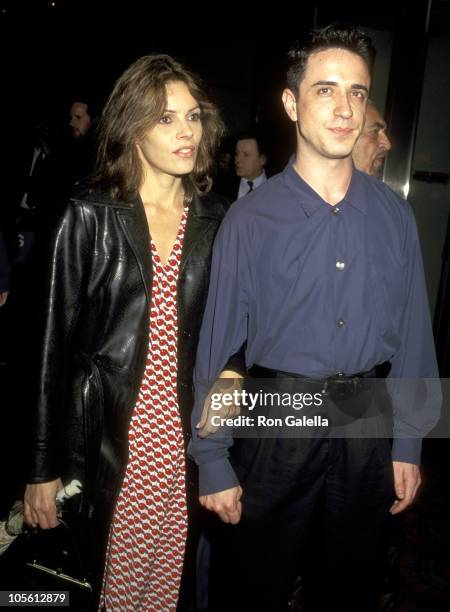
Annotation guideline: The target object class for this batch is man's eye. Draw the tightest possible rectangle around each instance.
[352,91,366,100]
[159,115,172,124]
[318,87,331,95]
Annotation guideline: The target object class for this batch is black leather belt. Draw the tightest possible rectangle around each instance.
[247,362,391,400]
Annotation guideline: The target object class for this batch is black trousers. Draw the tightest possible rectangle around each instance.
[208,435,395,612]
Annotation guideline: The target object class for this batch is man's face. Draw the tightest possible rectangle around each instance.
[235,139,266,180]
[352,103,391,176]
[282,48,371,162]
[69,102,92,139]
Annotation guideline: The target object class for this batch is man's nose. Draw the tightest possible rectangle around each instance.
[334,93,353,119]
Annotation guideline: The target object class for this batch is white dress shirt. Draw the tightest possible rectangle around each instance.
[237,171,267,199]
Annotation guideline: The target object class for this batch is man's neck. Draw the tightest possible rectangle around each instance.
[243,171,265,182]
[293,147,353,206]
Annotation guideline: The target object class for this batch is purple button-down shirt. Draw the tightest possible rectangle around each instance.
[189,163,439,496]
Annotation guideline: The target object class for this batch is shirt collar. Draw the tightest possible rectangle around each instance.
[282,159,368,216]
[240,171,266,189]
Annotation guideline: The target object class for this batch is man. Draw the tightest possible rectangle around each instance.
[69,99,93,139]
[189,24,439,611]
[353,99,391,176]
[235,134,268,198]
[66,94,98,190]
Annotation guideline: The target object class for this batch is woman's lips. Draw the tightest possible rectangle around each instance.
[174,146,196,158]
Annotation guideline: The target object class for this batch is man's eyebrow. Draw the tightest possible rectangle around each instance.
[311,80,338,88]
[163,105,201,113]
[368,120,387,130]
[352,83,370,93]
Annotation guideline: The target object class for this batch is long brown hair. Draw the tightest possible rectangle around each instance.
[92,54,224,200]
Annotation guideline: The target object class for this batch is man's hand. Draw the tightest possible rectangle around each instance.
[390,461,421,515]
[24,478,63,529]
[196,370,244,438]
[0,291,8,307]
[200,485,243,524]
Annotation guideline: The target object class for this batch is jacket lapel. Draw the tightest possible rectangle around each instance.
[180,193,221,275]
[117,194,152,307]
[116,192,222,308]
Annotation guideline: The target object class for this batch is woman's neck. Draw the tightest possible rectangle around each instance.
[139,168,185,211]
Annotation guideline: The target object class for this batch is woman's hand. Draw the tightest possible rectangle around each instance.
[24,478,63,529]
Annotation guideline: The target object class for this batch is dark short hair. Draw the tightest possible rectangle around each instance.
[93,54,224,200]
[236,131,268,158]
[69,90,102,121]
[286,23,375,97]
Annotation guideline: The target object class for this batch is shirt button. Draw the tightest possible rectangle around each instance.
[337,318,345,328]
[336,261,345,271]
[332,206,340,215]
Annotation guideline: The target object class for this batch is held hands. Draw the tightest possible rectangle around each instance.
[200,485,243,524]
[390,461,421,515]
[24,477,63,529]
[0,291,8,307]
[196,370,244,438]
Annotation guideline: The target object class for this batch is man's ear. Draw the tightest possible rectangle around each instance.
[282,88,298,122]
[260,154,268,168]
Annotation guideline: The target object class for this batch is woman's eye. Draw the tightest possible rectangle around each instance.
[189,112,201,121]
[159,115,172,124]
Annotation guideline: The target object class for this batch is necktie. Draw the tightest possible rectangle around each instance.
[247,180,254,193]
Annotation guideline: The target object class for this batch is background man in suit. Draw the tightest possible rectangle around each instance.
[235,133,268,199]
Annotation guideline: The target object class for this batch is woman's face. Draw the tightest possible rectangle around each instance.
[137,80,203,179]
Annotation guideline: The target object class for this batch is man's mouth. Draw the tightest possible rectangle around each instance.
[329,127,354,136]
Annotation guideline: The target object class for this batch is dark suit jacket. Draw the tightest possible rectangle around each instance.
[212,171,240,204]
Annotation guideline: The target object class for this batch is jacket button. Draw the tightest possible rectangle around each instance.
[184,432,191,440]
[182,330,191,338]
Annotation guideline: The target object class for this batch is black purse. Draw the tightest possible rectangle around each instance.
[0,483,94,610]
[23,499,93,593]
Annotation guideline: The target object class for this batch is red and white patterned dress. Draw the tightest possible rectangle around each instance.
[100,207,189,611]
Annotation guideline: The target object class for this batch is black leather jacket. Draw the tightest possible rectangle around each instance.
[27,186,238,590]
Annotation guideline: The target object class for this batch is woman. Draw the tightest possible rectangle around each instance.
[24,54,238,610]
